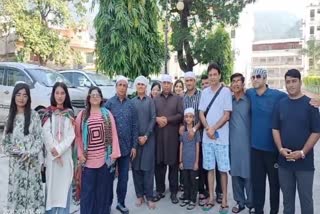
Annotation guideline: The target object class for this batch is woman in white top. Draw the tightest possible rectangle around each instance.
[39,82,75,214]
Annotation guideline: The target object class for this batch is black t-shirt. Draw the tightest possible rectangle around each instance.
[272,95,320,171]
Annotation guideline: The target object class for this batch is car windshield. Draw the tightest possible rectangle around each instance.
[87,73,114,86]
[27,68,74,87]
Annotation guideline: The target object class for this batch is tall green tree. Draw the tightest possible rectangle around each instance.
[194,25,233,84]
[302,38,320,74]
[160,0,254,74]
[0,0,88,65]
[94,0,164,79]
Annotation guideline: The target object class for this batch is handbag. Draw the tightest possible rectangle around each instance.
[74,164,82,202]
[204,85,223,117]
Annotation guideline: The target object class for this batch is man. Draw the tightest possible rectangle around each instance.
[180,71,208,205]
[200,72,223,204]
[199,63,232,212]
[229,73,254,213]
[105,76,138,214]
[246,68,287,214]
[272,69,320,214]
[201,74,210,90]
[131,76,156,209]
[153,74,184,204]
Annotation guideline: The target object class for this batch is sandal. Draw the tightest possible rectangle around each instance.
[216,193,223,204]
[152,192,165,202]
[202,202,215,211]
[219,205,229,214]
[232,203,245,213]
[180,200,189,207]
[199,198,207,206]
[187,201,196,210]
[249,208,256,214]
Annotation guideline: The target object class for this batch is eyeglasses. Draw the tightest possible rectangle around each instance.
[89,93,101,98]
[251,74,262,80]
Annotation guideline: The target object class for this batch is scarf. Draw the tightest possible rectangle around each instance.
[81,107,114,169]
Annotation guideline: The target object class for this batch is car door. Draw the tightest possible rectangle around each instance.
[0,66,9,124]
[4,67,33,108]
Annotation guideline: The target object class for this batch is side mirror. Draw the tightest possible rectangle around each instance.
[83,80,92,88]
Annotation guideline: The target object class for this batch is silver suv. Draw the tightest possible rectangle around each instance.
[60,70,117,102]
[0,62,86,126]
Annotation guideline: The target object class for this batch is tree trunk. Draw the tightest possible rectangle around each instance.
[177,0,194,72]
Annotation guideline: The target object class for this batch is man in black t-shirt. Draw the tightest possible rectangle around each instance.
[272,69,320,214]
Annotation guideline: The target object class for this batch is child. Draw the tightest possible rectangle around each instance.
[179,107,200,210]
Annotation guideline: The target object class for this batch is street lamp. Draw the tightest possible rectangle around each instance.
[164,0,184,74]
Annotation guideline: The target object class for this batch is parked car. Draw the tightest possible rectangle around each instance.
[0,62,86,126]
[60,70,135,101]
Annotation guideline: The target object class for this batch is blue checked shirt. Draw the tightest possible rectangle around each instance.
[105,95,139,156]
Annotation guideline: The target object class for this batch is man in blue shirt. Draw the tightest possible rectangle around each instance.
[246,68,287,214]
[105,75,138,214]
[272,69,320,214]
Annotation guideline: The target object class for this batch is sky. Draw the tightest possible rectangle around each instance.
[252,0,306,17]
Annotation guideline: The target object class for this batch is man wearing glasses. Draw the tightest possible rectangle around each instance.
[246,68,287,214]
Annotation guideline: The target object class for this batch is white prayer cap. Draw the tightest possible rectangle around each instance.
[134,75,149,87]
[184,71,196,80]
[161,74,173,83]
[184,107,195,116]
[252,68,268,78]
[116,75,128,85]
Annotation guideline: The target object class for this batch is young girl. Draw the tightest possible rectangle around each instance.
[75,86,121,214]
[39,82,75,213]
[179,107,200,210]
[1,83,45,213]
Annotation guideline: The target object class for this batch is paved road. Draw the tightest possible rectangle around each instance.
[0,128,319,214]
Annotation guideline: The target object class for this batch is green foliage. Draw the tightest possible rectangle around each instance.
[301,38,320,72]
[160,0,255,72]
[0,0,88,65]
[194,25,233,84]
[303,75,320,94]
[94,0,164,79]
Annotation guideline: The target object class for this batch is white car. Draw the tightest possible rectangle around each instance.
[0,62,86,126]
[60,70,135,101]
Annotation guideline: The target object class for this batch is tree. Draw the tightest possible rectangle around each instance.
[302,38,320,74]
[0,0,88,65]
[160,0,255,74]
[94,0,164,79]
[194,25,233,84]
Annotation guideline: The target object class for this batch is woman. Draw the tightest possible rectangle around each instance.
[131,76,156,209]
[39,82,75,213]
[75,86,121,214]
[1,83,45,213]
[173,79,185,96]
[150,81,161,98]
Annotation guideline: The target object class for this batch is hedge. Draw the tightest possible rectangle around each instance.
[303,76,320,94]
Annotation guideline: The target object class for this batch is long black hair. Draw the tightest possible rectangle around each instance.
[6,83,32,135]
[50,82,73,110]
[84,86,103,121]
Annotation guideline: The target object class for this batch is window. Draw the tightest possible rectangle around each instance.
[310,9,315,20]
[259,58,267,64]
[317,9,320,14]
[317,26,320,31]
[72,73,91,87]
[6,68,32,86]
[0,67,4,85]
[86,52,94,64]
[286,57,294,64]
[296,56,302,64]
[310,26,315,35]
[61,72,72,82]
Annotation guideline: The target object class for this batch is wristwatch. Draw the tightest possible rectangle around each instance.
[300,150,305,159]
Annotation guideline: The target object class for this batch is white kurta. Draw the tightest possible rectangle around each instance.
[43,113,75,211]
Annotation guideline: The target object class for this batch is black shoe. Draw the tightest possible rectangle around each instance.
[179,193,185,200]
[116,203,129,214]
[216,193,223,204]
[170,193,179,204]
[152,192,165,202]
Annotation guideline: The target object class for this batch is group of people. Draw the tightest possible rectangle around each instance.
[1,62,320,214]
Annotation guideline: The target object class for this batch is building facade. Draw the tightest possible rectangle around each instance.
[252,39,304,89]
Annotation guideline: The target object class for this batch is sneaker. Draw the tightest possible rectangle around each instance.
[116,203,129,214]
